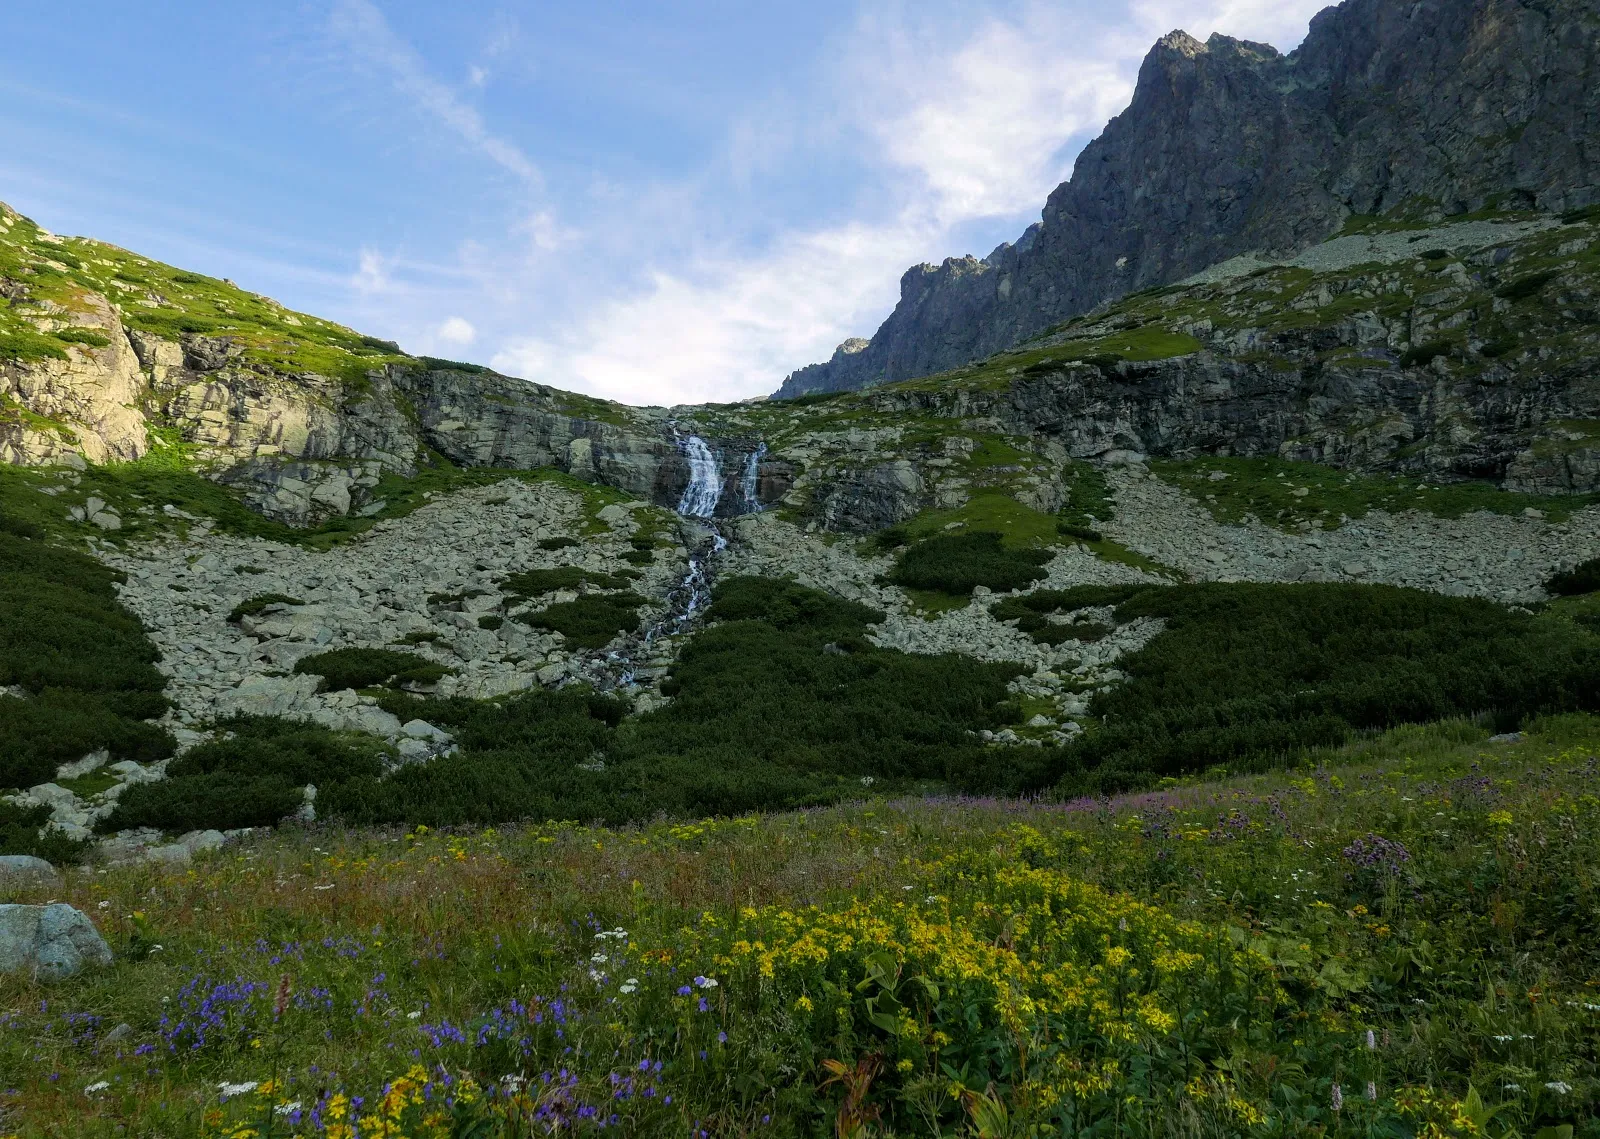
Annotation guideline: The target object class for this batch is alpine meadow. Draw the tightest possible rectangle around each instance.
[4,0,1600,1136]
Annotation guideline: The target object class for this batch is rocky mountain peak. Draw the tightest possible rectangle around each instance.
[775,0,1600,399]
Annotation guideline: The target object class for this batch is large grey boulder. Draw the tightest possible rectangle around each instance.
[0,855,62,894]
[0,904,113,980]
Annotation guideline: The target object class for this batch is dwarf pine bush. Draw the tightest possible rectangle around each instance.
[888,530,1052,595]
[0,527,172,796]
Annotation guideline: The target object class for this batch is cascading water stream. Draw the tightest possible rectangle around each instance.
[592,431,759,690]
[739,442,767,513]
[677,434,723,518]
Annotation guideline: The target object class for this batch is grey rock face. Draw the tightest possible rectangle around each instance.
[394,366,680,501]
[0,904,113,980]
[777,0,1600,397]
[0,855,62,895]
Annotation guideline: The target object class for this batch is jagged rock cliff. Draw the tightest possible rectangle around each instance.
[0,199,777,523]
[776,0,1600,398]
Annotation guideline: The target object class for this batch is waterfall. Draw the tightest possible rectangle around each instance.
[586,431,764,692]
[676,435,722,518]
[739,443,767,513]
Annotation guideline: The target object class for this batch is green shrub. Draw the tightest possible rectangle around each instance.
[50,328,111,348]
[106,770,304,833]
[227,593,303,623]
[322,689,625,827]
[887,531,1051,595]
[502,566,636,598]
[1495,270,1560,301]
[477,615,504,631]
[990,586,1149,644]
[331,578,1030,826]
[521,593,646,648]
[1,691,172,790]
[0,532,172,789]
[869,525,911,552]
[0,800,88,863]
[1059,463,1114,531]
[537,536,580,551]
[101,717,391,833]
[1547,557,1600,596]
[1399,341,1451,367]
[1056,522,1103,542]
[1057,583,1600,794]
[0,329,68,363]
[292,648,442,692]
[417,356,491,374]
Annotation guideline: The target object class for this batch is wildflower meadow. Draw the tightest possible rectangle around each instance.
[3,715,1599,1137]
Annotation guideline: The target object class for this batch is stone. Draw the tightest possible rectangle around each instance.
[55,750,110,781]
[0,904,113,980]
[142,829,226,867]
[395,738,433,763]
[0,855,61,893]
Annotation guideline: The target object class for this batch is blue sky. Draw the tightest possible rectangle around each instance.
[1,0,1327,406]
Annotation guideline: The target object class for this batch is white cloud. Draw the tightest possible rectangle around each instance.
[490,0,1329,406]
[351,248,391,294]
[333,0,1332,407]
[492,217,941,406]
[328,0,540,185]
[437,316,476,345]
[854,8,1135,223]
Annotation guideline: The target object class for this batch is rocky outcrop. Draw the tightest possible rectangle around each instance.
[0,855,61,895]
[785,212,1600,502]
[395,365,682,501]
[0,904,113,980]
[777,0,1600,397]
[1,292,149,467]
[98,478,688,728]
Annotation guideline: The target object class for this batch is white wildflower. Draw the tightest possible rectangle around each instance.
[1545,1081,1573,1095]
[619,978,639,995]
[84,1081,110,1094]
[694,975,718,988]
[407,1011,422,1019]
[275,1101,302,1116]
[218,1080,259,1097]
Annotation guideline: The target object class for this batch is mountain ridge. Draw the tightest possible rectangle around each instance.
[775,0,1600,398]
